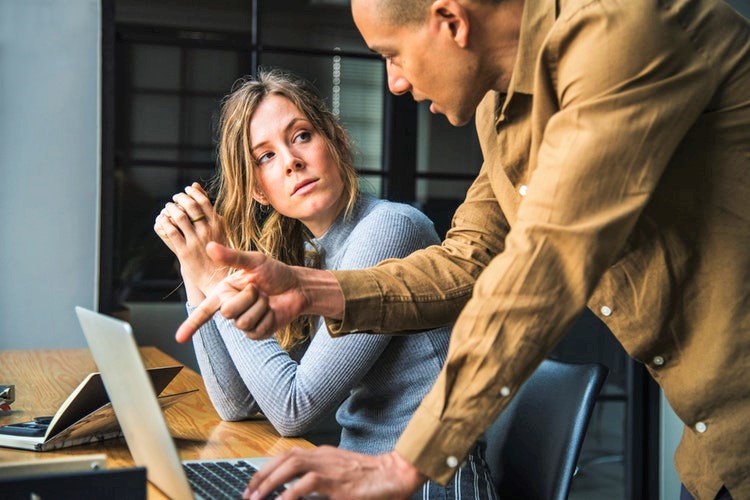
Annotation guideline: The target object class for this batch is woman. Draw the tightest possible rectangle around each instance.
[155,69,497,498]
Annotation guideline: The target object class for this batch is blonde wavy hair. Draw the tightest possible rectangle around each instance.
[212,68,359,350]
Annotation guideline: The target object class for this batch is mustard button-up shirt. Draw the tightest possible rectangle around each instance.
[328,0,750,497]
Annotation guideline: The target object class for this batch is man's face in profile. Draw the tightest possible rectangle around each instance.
[351,0,489,126]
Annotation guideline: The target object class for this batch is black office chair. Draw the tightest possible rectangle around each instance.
[484,359,608,500]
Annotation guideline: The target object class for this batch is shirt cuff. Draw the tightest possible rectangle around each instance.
[325,269,384,335]
[394,402,481,485]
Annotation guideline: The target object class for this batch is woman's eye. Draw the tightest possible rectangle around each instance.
[257,151,274,164]
[294,130,311,143]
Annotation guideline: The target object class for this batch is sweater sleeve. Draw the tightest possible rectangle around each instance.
[191,316,261,421]
[193,204,442,435]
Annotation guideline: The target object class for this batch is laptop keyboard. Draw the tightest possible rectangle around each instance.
[183,460,285,499]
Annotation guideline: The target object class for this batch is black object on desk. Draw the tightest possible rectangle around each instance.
[0,466,147,500]
[0,416,53,437]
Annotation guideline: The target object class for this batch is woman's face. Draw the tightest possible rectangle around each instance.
[249,94,347,237]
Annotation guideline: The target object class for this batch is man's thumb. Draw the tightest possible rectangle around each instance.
[206,241,265,271]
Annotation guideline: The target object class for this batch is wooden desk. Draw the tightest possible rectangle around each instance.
[0,347,314,497]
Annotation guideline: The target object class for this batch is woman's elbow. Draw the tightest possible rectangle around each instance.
[215,407,248,422]
[212,399,259,422]
[271,417,315,437]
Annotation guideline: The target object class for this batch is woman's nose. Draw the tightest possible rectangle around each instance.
[286,157,305,174]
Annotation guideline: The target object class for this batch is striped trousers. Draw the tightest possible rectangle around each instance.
[412,443,499,500]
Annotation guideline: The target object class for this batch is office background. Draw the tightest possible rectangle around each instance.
[1,0,747,498]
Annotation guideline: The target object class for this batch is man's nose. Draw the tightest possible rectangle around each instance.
[386,63,410,96]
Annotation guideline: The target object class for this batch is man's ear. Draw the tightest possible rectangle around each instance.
[429,0,470,48]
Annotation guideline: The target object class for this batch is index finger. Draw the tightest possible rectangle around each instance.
[176,293,222,343]
[246,449,307,499]
[184,184,215,216]
[191,181,208,196]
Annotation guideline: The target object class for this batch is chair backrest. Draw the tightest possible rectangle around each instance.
[484,359,608,500]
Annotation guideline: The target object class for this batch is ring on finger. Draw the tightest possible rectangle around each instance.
[190,214,207,223]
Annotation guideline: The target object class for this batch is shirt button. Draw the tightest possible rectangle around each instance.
[446,456,459,468]
[600,305,612,317]
[500,386,511,397]
[653,355,665,366]
[695,421,707,433]
[519,184,528,197]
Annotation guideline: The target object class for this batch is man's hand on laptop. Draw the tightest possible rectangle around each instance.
[243,447,426,500]
[176,242,345,343]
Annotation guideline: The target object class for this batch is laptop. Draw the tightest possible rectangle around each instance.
[75,306,283,500]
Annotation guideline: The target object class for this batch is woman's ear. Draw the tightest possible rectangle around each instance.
[429,0,470,48]
[252,189,270,206]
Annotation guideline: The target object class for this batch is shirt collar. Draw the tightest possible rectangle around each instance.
[508,0,557,96]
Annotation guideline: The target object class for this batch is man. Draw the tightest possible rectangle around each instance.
[178,0,750,498]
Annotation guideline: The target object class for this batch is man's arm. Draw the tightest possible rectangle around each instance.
[327,163,509,334]
[176,242,345,342]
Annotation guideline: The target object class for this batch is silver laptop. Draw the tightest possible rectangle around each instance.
[75,306,278,500]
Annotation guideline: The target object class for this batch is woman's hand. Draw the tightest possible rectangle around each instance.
[154,182,229,304]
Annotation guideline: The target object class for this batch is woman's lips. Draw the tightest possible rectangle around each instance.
[292,178,318,196]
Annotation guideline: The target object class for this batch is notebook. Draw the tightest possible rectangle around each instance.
[75,306,282,500]
[0,365,192,451]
